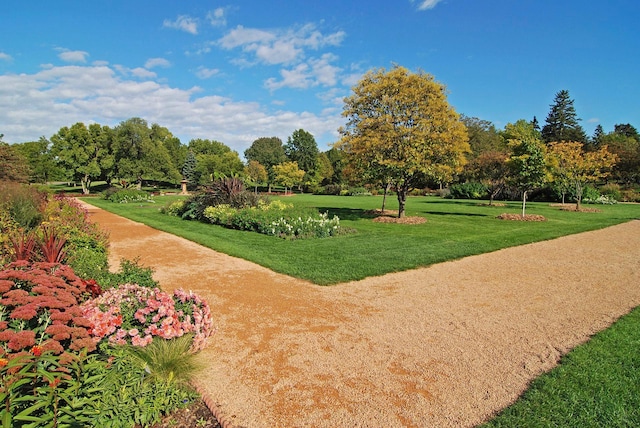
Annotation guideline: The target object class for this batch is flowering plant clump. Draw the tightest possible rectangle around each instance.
[266,212,342,239]
[81,283,214,352]
[0,261,96,357]
[203,204,237,225]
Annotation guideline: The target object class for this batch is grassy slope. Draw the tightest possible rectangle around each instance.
[82,194,639,285]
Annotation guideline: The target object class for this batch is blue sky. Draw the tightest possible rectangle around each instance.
[1,0,638,154]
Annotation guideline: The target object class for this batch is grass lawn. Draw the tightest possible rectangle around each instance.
[481,305,640,427]
[81,194,639,285]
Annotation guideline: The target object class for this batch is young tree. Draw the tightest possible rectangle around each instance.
[244,160,268,194]
[338,66,470,218]
[273,161,305,195]
[504,120,549,217]
[547,141,617,209]
[541,90,587,144]
[244,137,287,192]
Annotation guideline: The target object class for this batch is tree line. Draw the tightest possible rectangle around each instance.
[2,66,638,213]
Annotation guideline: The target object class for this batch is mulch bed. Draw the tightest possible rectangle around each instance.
[496,213,547,222]
[150,399,222,428]
[372,216,427,224]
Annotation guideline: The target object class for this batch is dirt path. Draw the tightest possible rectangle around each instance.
[80,201,640,428]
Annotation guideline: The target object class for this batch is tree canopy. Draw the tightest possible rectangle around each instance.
[338,66,470,217]
[284,129,319,177]
[50,122,115,194]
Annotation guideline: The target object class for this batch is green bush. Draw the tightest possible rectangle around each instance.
[448,182,488,199]
[580,185,600,202]
[599,183,622,202]
[95,258,159,290]
[203,204,238,225]
[160,199,186,216]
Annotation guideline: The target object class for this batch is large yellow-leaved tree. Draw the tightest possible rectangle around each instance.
[337,66,469,218]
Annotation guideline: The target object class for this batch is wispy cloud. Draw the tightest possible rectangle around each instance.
[412,0,445,10]
[195,66,220,79]
[0,52,13,62]
[218,24,345,66]
[145,58,171,69]
[57,49,89,63]
[207,7,227,27]
[163,15,198,35]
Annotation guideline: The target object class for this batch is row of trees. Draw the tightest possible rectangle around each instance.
[2,67,638,213]
[2,119,341,195]
[337,67,628,217]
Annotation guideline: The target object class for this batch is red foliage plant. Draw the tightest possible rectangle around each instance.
[0,261,96,357]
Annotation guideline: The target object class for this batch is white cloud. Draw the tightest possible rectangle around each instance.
[265,53,341,91]
[587,117,600,124]
[207,8,227,27]
[0,64,343,151]
[57,49,89,63]
[218,24,345,66]
[163,15,198,35]
[0,52,13,62]
[412,0,445,10]
[195,66,219,79]
[130,67,157,79]
[145,58,171,69]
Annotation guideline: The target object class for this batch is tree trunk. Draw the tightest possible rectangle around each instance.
[397,186,407,218]
[521,190,527,217]
[575,182,582,211]
[81,174,90,195]
[562,192,566,205]
[254,185,258,195]
[381,182,390,212]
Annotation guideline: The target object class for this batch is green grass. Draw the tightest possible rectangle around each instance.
[81,194,639,285]
[481,306,640,427]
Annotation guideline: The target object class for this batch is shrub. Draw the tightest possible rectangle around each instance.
[81,283,214,353]
[448,182,489,200]
[161,199,187,216]
[599,183,622,202]
[580,185,600,203]
[203,204,238,225]
[103,188,153,204]
[315,184,343,195]
[344,187,372,196]
[94,258,158,290]
[0,261,96,357]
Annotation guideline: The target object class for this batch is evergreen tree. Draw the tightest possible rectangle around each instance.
[531,116,540,132]
[590,124,605,149]
[541,90,587,144]
[181,150,199,187]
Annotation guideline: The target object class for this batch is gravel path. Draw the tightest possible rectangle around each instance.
[81,201,640,427]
